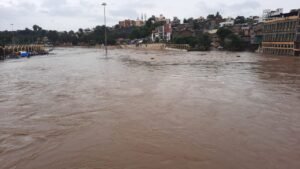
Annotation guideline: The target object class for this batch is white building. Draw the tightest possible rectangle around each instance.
[220,18,234,27]
[151,23,172,42]
[262,8,283,21]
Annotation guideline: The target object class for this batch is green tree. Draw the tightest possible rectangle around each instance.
[197,33,211,50]
[129,27,142,39]
[224,34,246,51]
[207,14,215,20]
[33,25,42,32]
[47,30,59,44]
[217,28,233,43]
[216,12,222,19]
[217,27,246,51]
[234,16,246,24]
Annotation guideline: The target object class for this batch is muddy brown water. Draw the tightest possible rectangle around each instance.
[0,48,300,169]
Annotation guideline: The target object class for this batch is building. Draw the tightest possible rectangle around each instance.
[262,9,300,56]
[133,19,145,27]
[262,8,283,21]
[172,23,195,38]
[119,19,145,28]
[250,23,263,45]
[248,16,262,23]
[119,20,134,28]
[220,18,234,27]
[151,23,172,42]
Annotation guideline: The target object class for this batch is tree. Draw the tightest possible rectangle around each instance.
[67,31,78,45]
[172,34,211,51]
[172,17,181,25]
[207,14,215,20]
[47,30,59,44]
[129,27,142,39]
[217,28,233,42]
[33,25,42,32]
[197,33,211,50]
[234,16,246,24]
[217,27,246,51]
[224,34,246,51]
[216,12,222,19]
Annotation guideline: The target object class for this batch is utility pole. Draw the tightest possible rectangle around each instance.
[102,2,108,57]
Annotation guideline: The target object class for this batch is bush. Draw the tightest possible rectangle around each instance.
[172,34,211,51]
[224,34,246,51]
[217,28,233,42]
[217,28,246,51]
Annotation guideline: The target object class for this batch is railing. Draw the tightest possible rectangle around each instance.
[166,44,191,50]
[120,43,191,51]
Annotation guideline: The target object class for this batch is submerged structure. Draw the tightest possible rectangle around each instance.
[262,9,300,56]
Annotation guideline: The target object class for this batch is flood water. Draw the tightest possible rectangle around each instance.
[0,47,300,169]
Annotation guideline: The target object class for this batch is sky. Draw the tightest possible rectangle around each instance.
[0,0,299,31]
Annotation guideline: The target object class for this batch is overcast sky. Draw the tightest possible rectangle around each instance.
[0,0,299,31]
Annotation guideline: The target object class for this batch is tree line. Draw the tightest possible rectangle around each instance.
[0,18,161,46]
[0,13,257,51]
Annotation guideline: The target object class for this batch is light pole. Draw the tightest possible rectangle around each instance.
[102,2,108,57]
[11,24,14,45]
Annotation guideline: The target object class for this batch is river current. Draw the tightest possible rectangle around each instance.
[0,48,299,169]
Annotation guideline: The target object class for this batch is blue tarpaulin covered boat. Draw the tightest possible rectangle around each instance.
[20,51,29,57]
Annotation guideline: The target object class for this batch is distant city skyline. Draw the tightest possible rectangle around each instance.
[1,0,300,31]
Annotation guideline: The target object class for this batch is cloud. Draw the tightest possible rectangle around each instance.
[108,0,156,20]
[0,2,37,26]
[40,0,83,17]
[124,1,156,9]
[196,0,261,17]
[110,9,139,18]
[0,0,299,31]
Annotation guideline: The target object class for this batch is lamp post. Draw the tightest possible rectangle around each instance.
[102,2,107,57]
[11,24,14,45]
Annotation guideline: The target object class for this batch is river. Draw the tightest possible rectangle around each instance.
[0,47,300,169]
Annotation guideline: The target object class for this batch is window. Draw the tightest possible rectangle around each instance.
[297,35,300,42]
[292,33,295,41]
[287,22,292,30]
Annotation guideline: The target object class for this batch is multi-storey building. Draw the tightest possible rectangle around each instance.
[262,10,300,56]
[133,19,145,27]
[118,19,145,28]
[262,8,283,22]
[151,23,172,42]
[119,20,134,28]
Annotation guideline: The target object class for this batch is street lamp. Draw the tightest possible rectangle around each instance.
[11,24,14,45]
[102,2,108,57]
